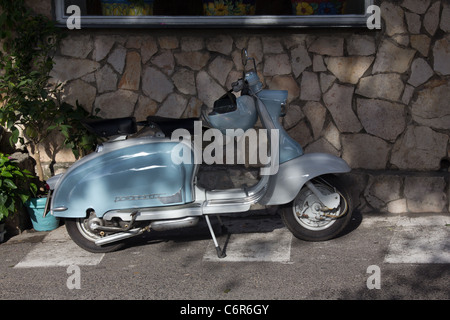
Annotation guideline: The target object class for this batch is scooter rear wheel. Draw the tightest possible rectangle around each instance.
[280,175,353,242]
[66,218,125,253]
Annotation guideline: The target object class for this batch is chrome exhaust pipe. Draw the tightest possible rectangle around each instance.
[94,217,199,246]
[150,217,199,231]
[95,227,143,246]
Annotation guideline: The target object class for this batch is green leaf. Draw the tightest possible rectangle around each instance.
[1,171,13,178]
[3,179,17,189]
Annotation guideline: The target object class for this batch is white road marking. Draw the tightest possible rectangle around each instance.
[203,228,292,262]
[14,226,104,268]
[384,216,450,264]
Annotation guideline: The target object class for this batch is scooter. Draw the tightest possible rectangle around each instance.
[46,49,353,257]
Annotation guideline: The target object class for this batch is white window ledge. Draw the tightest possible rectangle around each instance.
[55,0,373,29]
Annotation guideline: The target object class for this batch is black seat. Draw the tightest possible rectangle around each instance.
[147,116,200,137]
[82,117,137,137]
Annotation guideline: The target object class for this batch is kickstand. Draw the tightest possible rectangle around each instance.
[205,215,228,259]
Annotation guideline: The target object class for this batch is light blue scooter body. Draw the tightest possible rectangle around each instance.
[50,139,196,218]
[256,89,304,164]
[49,70,350,219]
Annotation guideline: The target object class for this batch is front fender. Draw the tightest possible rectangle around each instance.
[259,153,351,205]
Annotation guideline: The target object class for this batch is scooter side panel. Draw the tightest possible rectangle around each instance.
[256,90,304,164]
[259,153,351,205]
[51,140,196,218]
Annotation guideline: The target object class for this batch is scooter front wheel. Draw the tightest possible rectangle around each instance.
[280,175,353,242]
[65,217,125,253]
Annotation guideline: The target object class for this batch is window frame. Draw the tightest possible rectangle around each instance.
[54,0,374,28]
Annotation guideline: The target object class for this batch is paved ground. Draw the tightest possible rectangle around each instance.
[0,211,449,303]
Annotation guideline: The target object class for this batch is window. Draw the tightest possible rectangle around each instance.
[55,0,373,28]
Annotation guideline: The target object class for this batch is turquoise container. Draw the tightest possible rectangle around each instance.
[26,197,60,231]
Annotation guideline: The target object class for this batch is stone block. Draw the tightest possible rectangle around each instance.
[151,51,175,75]
[196,71,225,109]
[158,36,178,49]
[365,175,402,209]
[404,176,447,213]
[319,73,336,93]
[405,11,421,34]
[209,56,234,86]
[303,101,326,139]
[407,58,434,87]
[411,80,450,130]
[410,34,431,57]
[326,56,374,84]
[181,36,204,52]
[173,68,196,95]
[341,134,390,170]
[94,90,138,118]
[391,126,449,170]
[312,55,326,72]
[300,71,321,101]
[346,35,376,56]
[433,37,450,75]
[357,98,406,142]
[50,57,100,83]
[183,97,204,118]
[267,75,299,103]
[381,2,407,36]
[118,51,142,90]
[141,39,158,64]
[356,73,404,102]
[372,40,415,74]
[174,51,210,71]
[60,35,93,59]
[440,2,450,33]
[61,79,97,112]
[206,35,233,55]
[290,44,311,77]
[262,37,284,54]
[323,83,362,133]
[142,66,173,102]
[387,199,408,214]
[304,138,339,157]
[308,37,344,56]
[282,104,303,130]
[401,0,430,14]
[134,95,158,121]
[263,54,291,76]
[424,1,441,36]
[155,93,187,119]
[107,45,127,74]
[96,64,117,93]
[93,35,116,61]
[322,122,341,151]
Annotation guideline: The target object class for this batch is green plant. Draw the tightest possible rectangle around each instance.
[50,101,100,159]
[0,0,100,181]
[0,153,37,222]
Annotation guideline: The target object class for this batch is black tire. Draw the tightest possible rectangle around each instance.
[65,218,125,253]
[280,175,353,242]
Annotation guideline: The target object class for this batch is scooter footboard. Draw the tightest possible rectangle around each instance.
[259,153,350,206]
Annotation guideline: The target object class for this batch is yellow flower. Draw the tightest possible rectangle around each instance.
[296,2,314,15]
[215,3,229,15]
[236,3,247,15]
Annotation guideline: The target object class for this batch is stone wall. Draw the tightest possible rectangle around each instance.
[45,0,450,214]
